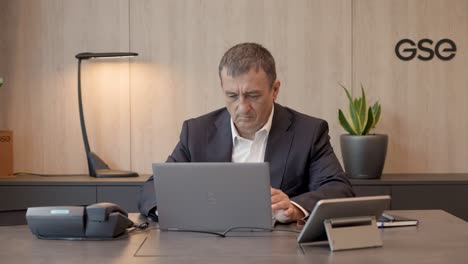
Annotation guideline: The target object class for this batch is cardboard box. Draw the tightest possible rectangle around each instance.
[0,131,14,177]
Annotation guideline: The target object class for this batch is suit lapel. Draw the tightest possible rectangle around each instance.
[265,104,294,189]
[206,109,232,162]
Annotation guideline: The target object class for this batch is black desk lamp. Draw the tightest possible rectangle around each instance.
[75,52,139,178]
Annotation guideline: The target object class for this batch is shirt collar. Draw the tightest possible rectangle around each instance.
[230,105,275,144]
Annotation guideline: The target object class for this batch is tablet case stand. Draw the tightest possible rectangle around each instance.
[324,216,382,251]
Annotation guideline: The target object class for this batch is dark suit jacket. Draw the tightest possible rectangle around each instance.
[138,103,355,216]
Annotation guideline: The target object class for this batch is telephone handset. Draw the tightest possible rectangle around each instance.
[26,202,138,239]
[84,202,134,238]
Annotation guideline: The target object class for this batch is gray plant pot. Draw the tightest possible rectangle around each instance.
[340,134,388,179]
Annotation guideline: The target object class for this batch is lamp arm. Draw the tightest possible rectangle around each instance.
[77,59,94,176]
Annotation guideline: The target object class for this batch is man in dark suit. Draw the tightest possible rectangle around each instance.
[139,43,354,223]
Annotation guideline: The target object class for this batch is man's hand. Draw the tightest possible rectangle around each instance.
[270,187,305,222]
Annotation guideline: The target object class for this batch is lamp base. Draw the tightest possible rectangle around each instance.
[94,169,139,178]
[87,152,138,178]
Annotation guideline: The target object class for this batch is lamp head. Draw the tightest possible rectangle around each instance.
[75,52,138,60]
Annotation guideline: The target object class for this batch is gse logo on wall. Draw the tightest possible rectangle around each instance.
[395,38,457,61]
[0,136,11,143]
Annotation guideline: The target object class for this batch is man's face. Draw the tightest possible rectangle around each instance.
[221,67,280,139]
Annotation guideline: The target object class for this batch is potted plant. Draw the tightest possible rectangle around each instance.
[338,84,388,179]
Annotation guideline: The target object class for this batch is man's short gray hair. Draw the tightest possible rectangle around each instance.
[218,43,277,88]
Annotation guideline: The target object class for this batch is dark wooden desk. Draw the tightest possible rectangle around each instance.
[0,210,466,263]
[351,173,468,220]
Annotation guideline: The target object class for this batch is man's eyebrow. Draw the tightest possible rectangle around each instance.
[244,91,261,95]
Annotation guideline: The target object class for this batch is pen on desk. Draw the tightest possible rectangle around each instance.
[382,213,395,221]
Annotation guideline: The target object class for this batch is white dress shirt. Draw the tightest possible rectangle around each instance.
[230,106,309,223]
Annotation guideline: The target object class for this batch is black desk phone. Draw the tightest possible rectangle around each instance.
[26,202,140,239]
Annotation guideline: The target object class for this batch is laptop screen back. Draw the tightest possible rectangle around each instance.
[152,162,272,231]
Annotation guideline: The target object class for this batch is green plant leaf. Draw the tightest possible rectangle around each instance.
[349,100,361,133]
[355,97,365,130]
[359,84,367,132]
[353,98,362,131]
[340,84,361,133]
[372,101,381,128]
[339,109,356,135]
[354,98,361,115]
[339,83,353,103]
[362,107,374,135]
[0,77,3,88]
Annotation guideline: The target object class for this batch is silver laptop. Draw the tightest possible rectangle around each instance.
[152,162,273,232]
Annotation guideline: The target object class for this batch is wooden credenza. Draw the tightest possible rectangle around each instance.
[2,173,467,226]
[0,174,148,225]
[351,174,468,221]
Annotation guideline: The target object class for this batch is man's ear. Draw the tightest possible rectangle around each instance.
[272,80,280,101]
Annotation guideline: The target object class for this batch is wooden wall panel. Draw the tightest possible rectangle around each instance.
[2,0,467,175]
[0,0,8,129]
[0,0,131,174]
[353,0,468,172]
[130,0,352,173]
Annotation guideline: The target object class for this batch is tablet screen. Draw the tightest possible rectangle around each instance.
[297,195,390,243]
